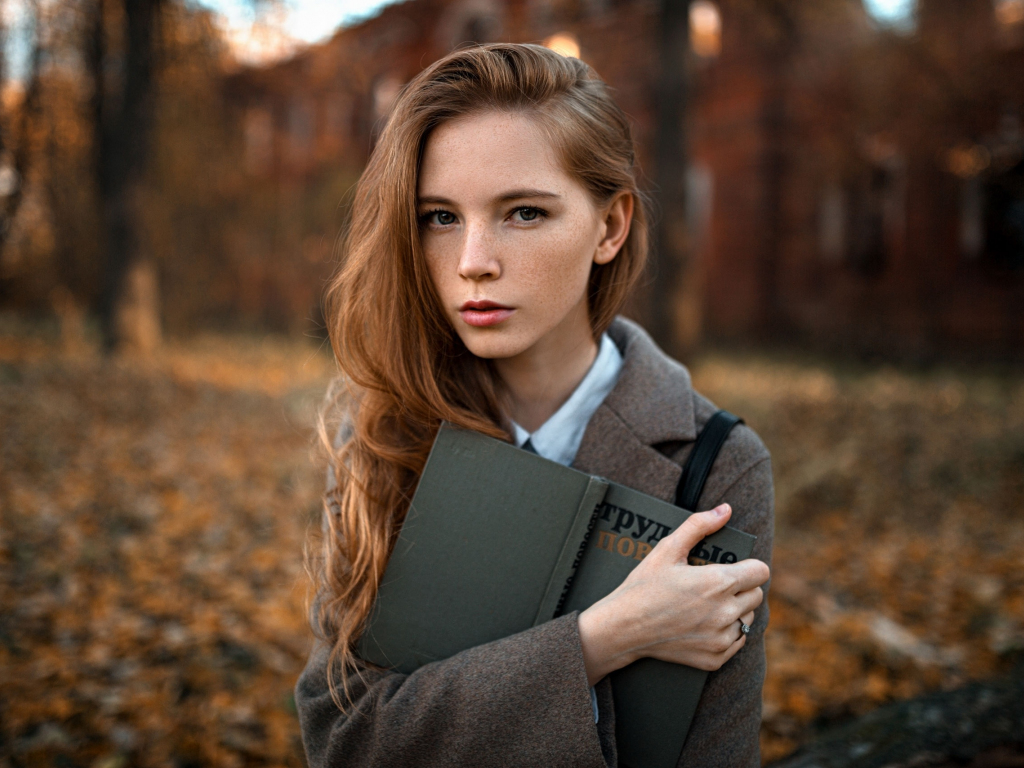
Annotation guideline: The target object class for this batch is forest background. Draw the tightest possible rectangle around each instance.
[1,0,1023,766]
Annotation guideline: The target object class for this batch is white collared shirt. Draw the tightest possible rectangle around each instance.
[510,333,623,467]
[508,332,623,725]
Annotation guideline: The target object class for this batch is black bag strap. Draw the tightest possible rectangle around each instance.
[674,409,743,511]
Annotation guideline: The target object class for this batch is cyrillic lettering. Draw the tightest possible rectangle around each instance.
[632,515,654,540]
[612,508,635,534]
[596,530,617,551]
[634,542,652,560]
[616,537,636,557]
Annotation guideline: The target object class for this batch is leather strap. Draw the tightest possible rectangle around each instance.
[674,410,743,511]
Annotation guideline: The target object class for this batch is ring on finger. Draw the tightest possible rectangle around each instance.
[739,621,751,636]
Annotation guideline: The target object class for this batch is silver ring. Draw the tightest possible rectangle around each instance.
[740,623,751,636]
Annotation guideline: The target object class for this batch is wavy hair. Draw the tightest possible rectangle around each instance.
[310,42,649,706]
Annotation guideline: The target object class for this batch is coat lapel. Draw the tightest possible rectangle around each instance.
[571,317,698,503]
[572,405,683,502]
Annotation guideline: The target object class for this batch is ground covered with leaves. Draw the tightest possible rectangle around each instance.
[691,354,1024,762]
[1,324,1022,766]
[0,329,332,767]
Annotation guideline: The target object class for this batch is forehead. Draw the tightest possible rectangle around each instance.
[417,111,575,198]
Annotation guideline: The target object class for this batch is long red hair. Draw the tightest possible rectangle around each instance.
[311,42,649,706]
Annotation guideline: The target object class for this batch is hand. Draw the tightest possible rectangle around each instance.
[578,503,770,686]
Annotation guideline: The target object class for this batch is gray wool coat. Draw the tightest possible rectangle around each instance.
[295,316,775,768]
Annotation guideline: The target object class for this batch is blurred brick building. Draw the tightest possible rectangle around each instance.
[227,0,1024,358]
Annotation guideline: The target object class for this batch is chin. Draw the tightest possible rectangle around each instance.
[457,327,535,360]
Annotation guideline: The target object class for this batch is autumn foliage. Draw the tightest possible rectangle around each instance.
[1,326,1021,765]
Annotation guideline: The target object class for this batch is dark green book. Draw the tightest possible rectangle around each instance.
[359,423,755,768]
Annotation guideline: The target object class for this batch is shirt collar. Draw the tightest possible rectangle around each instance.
[511,333,623,467]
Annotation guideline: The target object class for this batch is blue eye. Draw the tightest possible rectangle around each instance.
[514,207,543,222]
[422,209,456,227]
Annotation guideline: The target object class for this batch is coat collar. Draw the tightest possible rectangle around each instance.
[571,317,697,502]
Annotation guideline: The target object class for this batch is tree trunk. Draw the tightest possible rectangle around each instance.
[650,0,692,359]
[758,2,797,342]
[89,0,163,354]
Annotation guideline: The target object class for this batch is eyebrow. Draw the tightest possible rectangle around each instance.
[417,189,561,206]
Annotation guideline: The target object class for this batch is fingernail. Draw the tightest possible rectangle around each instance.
[714,504,730,517]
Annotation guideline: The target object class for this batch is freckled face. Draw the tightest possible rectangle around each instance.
[417,111,611,361]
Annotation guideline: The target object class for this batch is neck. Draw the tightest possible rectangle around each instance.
[494,299,598,433]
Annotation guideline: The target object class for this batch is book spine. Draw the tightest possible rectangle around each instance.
[554,496,603,617]
[532,476,609,626]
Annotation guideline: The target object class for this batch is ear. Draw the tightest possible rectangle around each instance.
[593,192,634,266]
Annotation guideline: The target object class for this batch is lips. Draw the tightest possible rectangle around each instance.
[459,300,515,328]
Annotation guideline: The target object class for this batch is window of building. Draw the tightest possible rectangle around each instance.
[582,0,610,19]
[686,164,715,255]
[287,100,314,163]
[463,15,499,43]
[847,165,890,277]
[983,159,1024,271]
[543,33,580,59]
[949,124,1024,273]
[439,0,504,50]
[527,0,555,28]
[995,0,1024,46]
[818,185,847,264]
[996,0,1024,26]
[863,0,917,33]
[324,97,353,142]
[960,175,985,260]
[244,108,273,174]
[690,1,721,58]
[949,144,991,260]
[0,157,19,198]
[818,150,905,276]
[373,76,404,121]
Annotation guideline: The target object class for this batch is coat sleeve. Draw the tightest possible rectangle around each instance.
[295,610,610,768]
[675,446,775,768]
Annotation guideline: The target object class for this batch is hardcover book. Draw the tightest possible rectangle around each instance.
[358,423,756,768]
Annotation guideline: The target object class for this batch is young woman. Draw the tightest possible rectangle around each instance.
[297,43,774,767]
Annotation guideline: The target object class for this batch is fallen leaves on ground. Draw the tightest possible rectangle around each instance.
[1,328,1022,766]
[1,331,334,767]
[691,352,1024,762]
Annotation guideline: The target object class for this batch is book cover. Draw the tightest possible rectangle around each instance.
[562,482,755,768]
[359,424,756,768]
[358,424,604,672]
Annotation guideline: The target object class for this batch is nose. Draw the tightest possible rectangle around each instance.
[457,222,501,281]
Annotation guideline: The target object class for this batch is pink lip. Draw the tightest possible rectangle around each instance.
[459,300,515,327]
